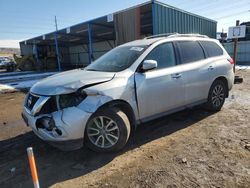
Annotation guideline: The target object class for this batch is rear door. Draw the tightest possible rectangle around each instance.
[135,42,185,120]
[175,40,212,105]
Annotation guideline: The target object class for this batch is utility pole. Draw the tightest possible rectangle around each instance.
[87,23,93,64]
[54,16,61,71]
[221,28,224,47]
[232,20,243,83]
[233,20,240,73]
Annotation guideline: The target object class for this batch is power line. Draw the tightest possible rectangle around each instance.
[0,14,80,28]
[214,10,249,20]
[0,31,44,35]
[0,11,87,25]
[0,11,73,22]
[0,24,54,30]
[187,1,222,12]
[194,2,250,16]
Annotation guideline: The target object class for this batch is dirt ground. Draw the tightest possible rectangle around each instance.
[0,70,249,188]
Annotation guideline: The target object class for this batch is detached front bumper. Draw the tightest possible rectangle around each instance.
[22,106,91,151]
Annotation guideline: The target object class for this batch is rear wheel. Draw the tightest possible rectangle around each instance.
[205,80,226,111]
[85,108,130,152]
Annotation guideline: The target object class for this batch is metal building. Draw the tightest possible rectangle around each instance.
[19,0,217,70]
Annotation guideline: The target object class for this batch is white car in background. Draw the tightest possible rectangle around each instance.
[22,34,234,152]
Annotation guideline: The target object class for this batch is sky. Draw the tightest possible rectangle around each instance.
[0,0,249,48]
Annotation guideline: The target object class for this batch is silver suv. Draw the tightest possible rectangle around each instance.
[22,34,234,152]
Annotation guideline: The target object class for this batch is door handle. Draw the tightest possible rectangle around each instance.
[171,73,182,79]
[208,66,214,70]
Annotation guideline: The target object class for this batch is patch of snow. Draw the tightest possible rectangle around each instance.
[0,84,14,91]
[9,79,40,89]
[0,71,33,76]
[236,65,250,70]
[0,72,57,81]
[0,79,40,93]
[0,71,59,93]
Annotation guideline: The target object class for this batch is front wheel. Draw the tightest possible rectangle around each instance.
[205,80,226,111]
[85,108,130,152]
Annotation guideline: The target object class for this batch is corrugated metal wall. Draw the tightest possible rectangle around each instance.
[114,7,140,45]
[223,41,250,64]
[153,2,217,38]
[68,40,115,66]
[20,43,33,56]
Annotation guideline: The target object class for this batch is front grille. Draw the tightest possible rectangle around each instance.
[25,93,39,111]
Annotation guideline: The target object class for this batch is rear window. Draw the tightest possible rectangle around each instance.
[199,41,223,57]
[176,41,205,64]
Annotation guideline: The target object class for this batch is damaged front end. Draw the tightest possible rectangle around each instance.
[22,86,113,151]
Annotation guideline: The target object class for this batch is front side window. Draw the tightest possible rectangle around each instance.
[176,41,205,64]
[199,41,223,57]
[86,46,147,72]
[145,43,176,69]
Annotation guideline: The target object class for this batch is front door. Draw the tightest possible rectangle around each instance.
[135,42,185,121]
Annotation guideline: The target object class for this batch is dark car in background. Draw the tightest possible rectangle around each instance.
[0,57,16,72]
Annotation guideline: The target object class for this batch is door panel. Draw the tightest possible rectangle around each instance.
[175,40,215,104]
[135,66,185,119]
[180,59,216,104]
[135,42,186,120]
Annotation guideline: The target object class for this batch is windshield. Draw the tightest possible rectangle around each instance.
[85,46,147,72]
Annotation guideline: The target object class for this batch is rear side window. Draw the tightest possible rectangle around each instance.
[176,41,205,64]
[199,41,223,57]
[145,42,176,69]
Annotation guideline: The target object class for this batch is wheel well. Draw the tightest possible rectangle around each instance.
[98,100,137,133]
[214,76,229,97]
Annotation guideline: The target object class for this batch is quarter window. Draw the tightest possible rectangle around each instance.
[145,43,176,69]
[176,41,205,64]
[200,41,223,57]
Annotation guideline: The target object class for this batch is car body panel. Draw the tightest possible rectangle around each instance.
[22,35,234,150]
[179,58,217,104]
[81,70,139,119]
[31,69,115,96]
[135,65,185,119]
[23,103,91,150]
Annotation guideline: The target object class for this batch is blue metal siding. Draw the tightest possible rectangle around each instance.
[153,3,217,38]
[223,41,250,64]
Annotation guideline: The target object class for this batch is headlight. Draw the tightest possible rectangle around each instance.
[59,91,87,109]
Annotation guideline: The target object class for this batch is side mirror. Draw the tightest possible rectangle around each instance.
[142,60,157,71]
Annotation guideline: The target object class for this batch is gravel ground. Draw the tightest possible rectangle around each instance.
[0,69,249,188]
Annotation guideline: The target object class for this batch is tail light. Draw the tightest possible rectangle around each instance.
[227,58,234,64]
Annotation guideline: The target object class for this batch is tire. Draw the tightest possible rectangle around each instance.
[205,80,227,111]
[85,108,131,152]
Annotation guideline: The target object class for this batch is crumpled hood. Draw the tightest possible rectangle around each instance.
[30,69,115,96]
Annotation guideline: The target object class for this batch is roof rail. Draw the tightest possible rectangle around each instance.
[168,33,209,38]
[144,33,179,39]
[144,33,209,39]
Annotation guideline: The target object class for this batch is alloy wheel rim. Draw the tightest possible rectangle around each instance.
[212,84,224,107]
[87,116,120,148]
